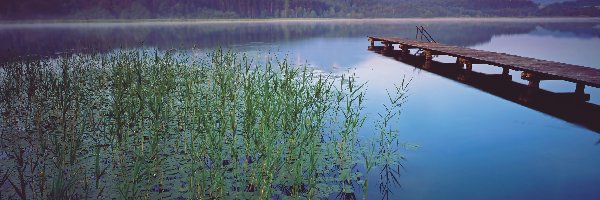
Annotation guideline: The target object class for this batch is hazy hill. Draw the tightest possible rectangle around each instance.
[0,0,597,20]
[539,0,600,16]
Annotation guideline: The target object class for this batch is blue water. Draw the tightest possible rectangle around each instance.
[1,18,599,199]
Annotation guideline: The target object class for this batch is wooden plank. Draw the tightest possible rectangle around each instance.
[368,36,600,88]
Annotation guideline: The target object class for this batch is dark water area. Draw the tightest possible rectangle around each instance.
[1,18,599,199]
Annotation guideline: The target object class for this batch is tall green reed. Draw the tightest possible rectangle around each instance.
[0,48,412,199]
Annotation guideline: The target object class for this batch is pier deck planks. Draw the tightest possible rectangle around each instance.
[368,36,600,88]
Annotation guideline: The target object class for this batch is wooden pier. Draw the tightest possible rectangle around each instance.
[368,36,600,100]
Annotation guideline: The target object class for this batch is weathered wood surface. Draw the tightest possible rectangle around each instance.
[368,36,600,88]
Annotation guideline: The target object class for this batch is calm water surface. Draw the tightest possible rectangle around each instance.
[1,18,599,199]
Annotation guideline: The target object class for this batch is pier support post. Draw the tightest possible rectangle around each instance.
[370,39,374,47]
[575,83,585,95]
[456,57,472,71]
[383,42,394,52]
[528,79,540,89]
[423,60,432,69]
[465,62,473,71]
[502,67,510,76]
[401,45,409,55]
[573,83,591,101]
[522,72,540,89]
[424,50,433,61]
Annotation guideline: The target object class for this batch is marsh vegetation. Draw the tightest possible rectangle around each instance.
[0,49,411,199]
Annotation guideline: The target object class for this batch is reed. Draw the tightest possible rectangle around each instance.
[0,48,412,199]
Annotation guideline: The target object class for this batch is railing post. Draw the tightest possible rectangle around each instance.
[416,26,419,40]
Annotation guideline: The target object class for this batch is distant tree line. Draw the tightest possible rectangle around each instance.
[539,0,600,17]
[0,0,598,20]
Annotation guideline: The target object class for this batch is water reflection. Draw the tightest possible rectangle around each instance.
[1,19,599,61]
[369,47,600,134]
[535,23,600,38]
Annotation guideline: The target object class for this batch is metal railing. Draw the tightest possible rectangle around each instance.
[415,26,437,43]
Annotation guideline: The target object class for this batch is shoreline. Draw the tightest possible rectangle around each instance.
[1,17,600,27]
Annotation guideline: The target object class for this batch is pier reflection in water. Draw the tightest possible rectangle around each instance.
[369,46,600,134]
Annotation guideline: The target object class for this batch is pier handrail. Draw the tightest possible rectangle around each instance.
[415,26,437,43]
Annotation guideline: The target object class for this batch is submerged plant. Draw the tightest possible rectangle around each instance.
[0,48,412,199]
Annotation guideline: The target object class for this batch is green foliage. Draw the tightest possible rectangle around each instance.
[0,49,411,199]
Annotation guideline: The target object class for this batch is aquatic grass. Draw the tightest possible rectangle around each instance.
[0,48,412,199]
[375,76,413,200]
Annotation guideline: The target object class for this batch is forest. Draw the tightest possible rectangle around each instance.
[0,0,598,20]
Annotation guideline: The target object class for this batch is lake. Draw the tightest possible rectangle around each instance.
[1,18,599,199]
